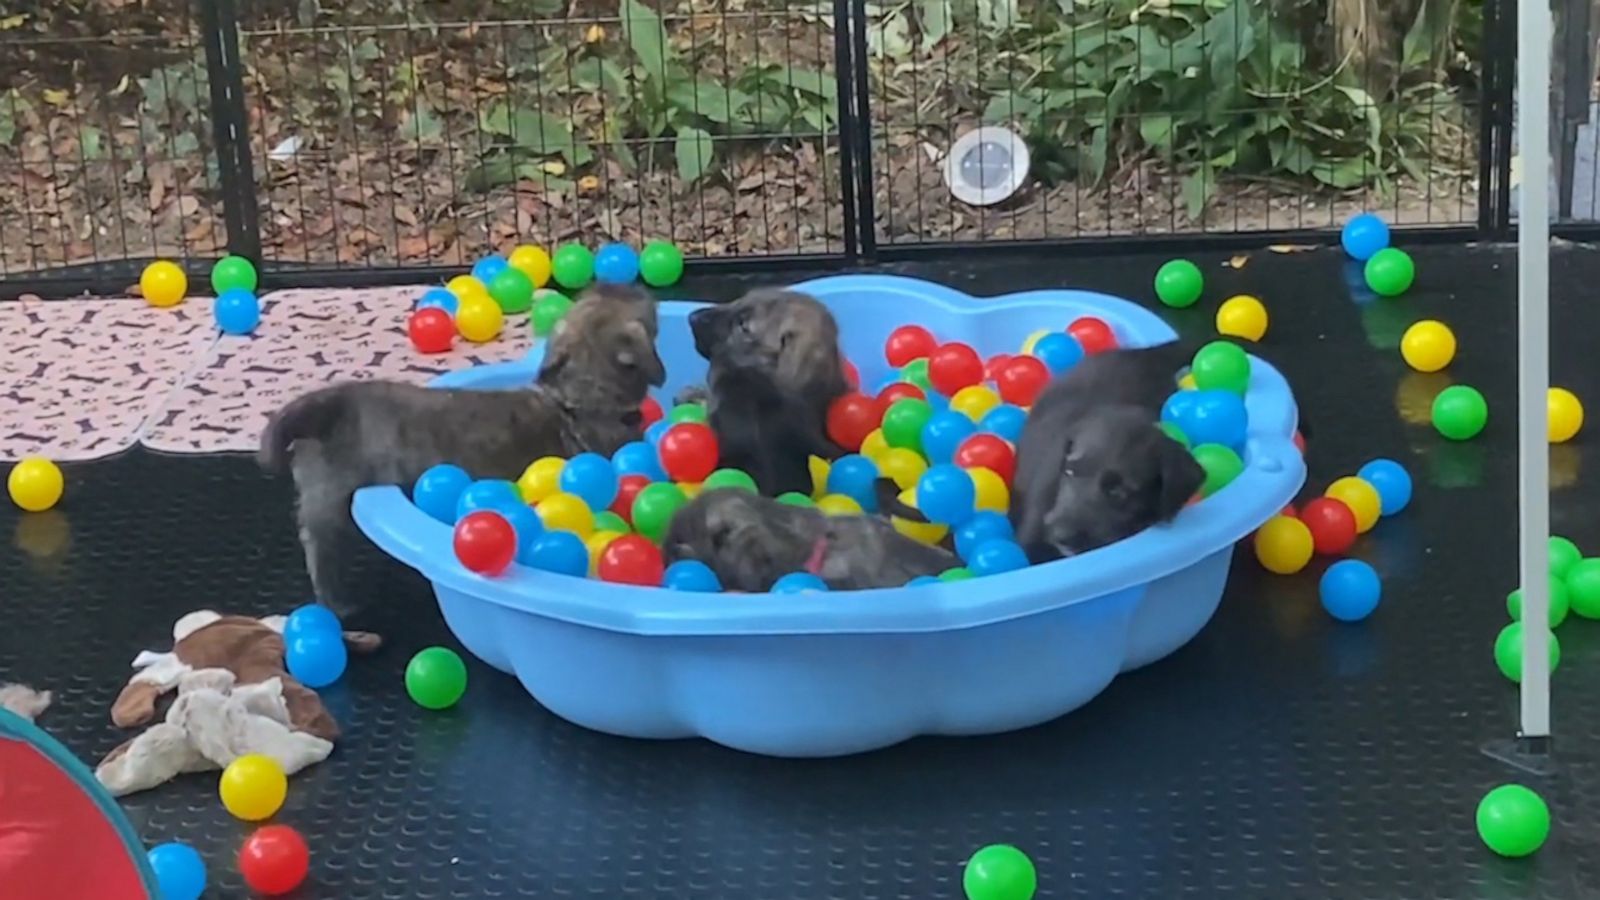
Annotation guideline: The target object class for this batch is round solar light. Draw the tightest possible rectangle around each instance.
[944,126,1031,207]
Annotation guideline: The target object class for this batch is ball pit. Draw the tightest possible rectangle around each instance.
[351,275,1303,756]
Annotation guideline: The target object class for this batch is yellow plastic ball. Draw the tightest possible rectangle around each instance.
[537,491,594,537]
[808,456,831,498]
[218,753,287,821]
[1325,476,1382,533]
[1549,387,1584,443]
[456,296,504,343]
[1215,294,1268,341]
[517,457,566,503]
[950,385,1002,422]
[890,488,949,545]
[1253,515,1314,575]
[878,447,928,491]
[586,530,623,574]
[8,457,64,512]
[679,481,704,499]
[446,274,490,304]
[859,428,890,463]
[140,260,188,308]
[508,245,552,288]
[1400,320,1456,373]
[1177,373,1197,391]
[816,493,863,516]
[968,466,1009,513]
[1020,329,1052,355]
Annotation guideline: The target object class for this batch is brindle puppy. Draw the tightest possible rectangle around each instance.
[682,289,850,496]
[664,488,956,591]
[1010,341,1205,562]
[259,283,665,607]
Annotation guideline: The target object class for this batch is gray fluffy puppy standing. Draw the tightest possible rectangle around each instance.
[259,283,665,607]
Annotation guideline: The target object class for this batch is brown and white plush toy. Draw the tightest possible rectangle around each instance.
[95,610,380,797]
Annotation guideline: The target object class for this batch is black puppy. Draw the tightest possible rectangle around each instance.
[1010,341,1205,561]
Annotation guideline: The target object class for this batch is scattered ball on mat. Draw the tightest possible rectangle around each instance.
[530,289,574,337]
[416,286,459,315]
[408,307,456,354]
[211,254,259,294]
[8,456,64,512]
[488,266,535,313]
[218,753,287,822]
[471,255,508,285]
[963,844,1037,900]
[1493,622,1560,683]
[1299,497,1358,556]
[552,243,596,289]
[1254,515,1314,575]
[1432,384,1488,440]
[1400,320,1456,372]
[446,274,489,304]
[405,646,468,710]
[1364,247,1415,297]
[1323,476,1381,533]
[285,629,348,689]
[508,244,552,287]
[455,296,504,343]
[1507,576,1571,627]
[638,239,684,287]
[147,842,207,900]
[1356,458,1413,516]
[1340,212,1390,261]
[1320,559,1381,622]
[214,288,261,335]
[594,242,641,284]
[1215,294,1268,341]
[140,260,188,308]
[1154,259,1204,308]
[1476,785,1550,858]
[1549,536,1582,579]
[238,824,310,896]
[1548,387,1584,443]
[1566,558,1600,619]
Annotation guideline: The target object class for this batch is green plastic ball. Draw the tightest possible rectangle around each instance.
[631,482,687,542]
[488,267,535,313]
[405,646,468,710]
[1550,536,1582,578]
[1154,259,1204,308]
[1493,622,1560,683]
[551,243,595,290]
[1506,575,1571,627]
[882,398,934,453]
[594,510,631,534]
[1364,247,1415,297]
[900,358,933,394]
[1564,558,1600,618]
[530,290,574,337]
[1192,443,1244,497]
[962,844,1037,900]
[1158,421,1190,447]
[939,567,974,582]
[1476,785,1551,858]
[1191,341,1252,394]
[703,468,758,493]
[639,240,684,287]
[1431,385,1488,440]
[211,255,258,294]
[776,492,816,507]
[669,402,708,425]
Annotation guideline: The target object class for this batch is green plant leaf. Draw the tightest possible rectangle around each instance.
[1182,166,1215,220]
[1139,113,1175,152]
[666,78,752,125]
[78,125,104,161]
[1335,85,1383,160]
[770,66,837,101]
[918,0,953,47]
[620,0,673,80]
[481,100,576,154]
[1085,125,1108,183]
[675,126,714,182]
[399,106,444,146]
[1310,157,1371,189]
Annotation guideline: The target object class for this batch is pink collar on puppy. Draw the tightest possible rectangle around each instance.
[803,537,829,576]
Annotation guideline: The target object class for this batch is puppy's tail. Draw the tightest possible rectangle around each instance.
[258,387,347,474]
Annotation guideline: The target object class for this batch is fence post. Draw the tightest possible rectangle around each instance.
[831,0,861,261]
[199,0,263,266]
[846,0,877,260]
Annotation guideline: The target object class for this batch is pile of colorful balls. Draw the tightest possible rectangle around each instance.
[406,240,685,353]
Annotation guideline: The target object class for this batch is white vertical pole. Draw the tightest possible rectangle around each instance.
[1516,0,1552,738]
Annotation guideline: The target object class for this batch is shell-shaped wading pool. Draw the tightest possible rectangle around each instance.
[353,275,1305,757]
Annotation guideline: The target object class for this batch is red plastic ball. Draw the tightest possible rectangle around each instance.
[877,382,927,407]
[826,391,884,451]
[238,825,309,896]
[1280,503,1298,518]
[640,396,664,428]
[1300,497,1357,555]
[408,308,455,354]
[1292,430,1306,453]
[841,358,860,389]
[612,474,650,522]
[885,325,937,368]
[1067,317,1117,354]
[597,534,665,585]
[953,433,1017,484]
[658,422,719,483]
[928,342,984,396]
[994,355,1051,407]
[984,353,1013,382]
[453,511,517,575]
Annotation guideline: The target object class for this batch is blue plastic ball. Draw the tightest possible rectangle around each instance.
[417,287,459,314]
[826,454,882,512]
[645,420,671,444]
[472,255,509,284]
[148,842,207,900]
[594,243,641,284]
[955,511,1016,560]
[772,572,830,593]
[917,464,977,526]
[526,530,589,577]
[613,441,667,481]
[1341,213,1391,261]
[456,479,522,521]
[286,629,348,688]
[560,452,620,510]
[487,498,544,563]
[1163,389,1248,451]
[412,463,472,523]
[1357,458,1413,516]
[1032,333,1085,375]
[1320,559,1382,622]
[664,559,723,592]
[922,410,978,465]
[284,603,341,640]
[968,538,1030,576]
[979,404,1027,442]
[214,288,261,335]
[906,575,942,587]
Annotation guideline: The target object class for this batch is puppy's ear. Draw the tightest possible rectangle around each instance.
[538,318,572,381]
[616,319,667,386]
[1153,436,1205,520]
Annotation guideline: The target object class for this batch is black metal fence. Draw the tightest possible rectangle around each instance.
[0,0,1569,297]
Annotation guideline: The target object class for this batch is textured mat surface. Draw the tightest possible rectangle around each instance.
[4,245,1600,898]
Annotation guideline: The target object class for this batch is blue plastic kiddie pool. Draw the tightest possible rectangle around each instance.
[353,275,1305,757]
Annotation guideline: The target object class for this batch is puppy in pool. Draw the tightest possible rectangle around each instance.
[664,488,956,591]
[679,289,851,496]
[258,283,665,608]
[1009,341,1205,563]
